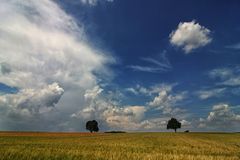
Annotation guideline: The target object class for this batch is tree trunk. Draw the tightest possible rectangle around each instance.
[174,129,176,133]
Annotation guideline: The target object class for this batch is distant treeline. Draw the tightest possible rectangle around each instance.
[104,131,126,133]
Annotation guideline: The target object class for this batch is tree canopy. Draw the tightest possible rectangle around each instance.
[86,120,99,133]
[167,118,181,132]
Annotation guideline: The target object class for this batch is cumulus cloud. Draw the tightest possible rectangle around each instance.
[180,119,191,127]
[72,84,190,131]
[0,0,111,89]
[0,0,195,131]
[0,0,113,131]
[139,118,168,130]
[105,106,146,130]
[148,84,186,115]
[0,83,64,116]
[71,86,147,130]
[199,104,240,131]
[84,86,104,100]
[170,21,212,53]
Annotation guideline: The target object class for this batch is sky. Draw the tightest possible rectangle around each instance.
[0,0,240,132]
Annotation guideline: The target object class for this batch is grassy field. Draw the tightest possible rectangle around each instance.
[0,132,240,160]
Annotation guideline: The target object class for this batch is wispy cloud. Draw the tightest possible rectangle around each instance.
[197,67,240,100]
[128,52,172,73]
[125,87,138,95]
[128,65,166,73]
[225,43,240,50]
[196,88,226,100]
[80,0,114,6]
[208,67,240,86]
[125,83,177,96]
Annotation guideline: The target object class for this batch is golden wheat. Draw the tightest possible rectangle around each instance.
[0,132,239,160]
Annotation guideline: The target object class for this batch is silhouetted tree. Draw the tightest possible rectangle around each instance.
[167,118,181,132]
[86,120,99,133]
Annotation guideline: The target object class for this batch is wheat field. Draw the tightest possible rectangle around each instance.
[0,132,239,160]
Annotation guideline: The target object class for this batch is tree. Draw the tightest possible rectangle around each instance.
[86,120,99,133]
[167,118,181,132]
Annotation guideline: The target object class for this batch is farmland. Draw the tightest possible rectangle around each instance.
[0,132,239,160]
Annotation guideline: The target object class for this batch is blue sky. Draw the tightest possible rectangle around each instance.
[0,0,240,131]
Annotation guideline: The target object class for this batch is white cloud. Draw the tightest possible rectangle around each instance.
[126,83,176,96]
[208,68,233,80]
[208,67,240,86]
[127,66,161,73]
[80,0,114,6]
[139,118,168,130]
[0,0,112,89]
[71,86,147,130]
[148,84,186,115]
[221,77,240,86]
[0,83,64,116]
[170,20,212,53]
[180,119,191,127]
[125,84,189,125]
[125,88,138,95]
[125,84,149,96]
[0,0,195,131]
[84,86,103,100]
[105,106,146,130]
[0,0,113,131]
[72,85,190,131]
[196,88,226,100]
[81,0,98,5]
[140,118,191,131]
[198,104,240,131]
